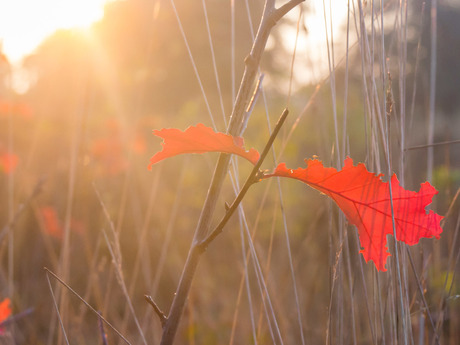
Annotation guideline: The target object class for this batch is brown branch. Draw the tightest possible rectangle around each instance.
[145,295,167,328]
[273,0,305,23]
[239,74,264,135]
[199,109,289,249]
[159,1,303,344]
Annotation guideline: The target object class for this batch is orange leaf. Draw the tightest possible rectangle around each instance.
[266,157,443,271]
[0,100,34,119]
[0,153,18,174]
[39,206,63,239]
[148,124,260,169]
[0,298,11,328]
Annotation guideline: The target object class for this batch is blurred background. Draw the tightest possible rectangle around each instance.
[0,0,459,344]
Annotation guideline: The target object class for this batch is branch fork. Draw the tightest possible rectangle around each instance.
[145,295,167,328]
[199,109,289,251]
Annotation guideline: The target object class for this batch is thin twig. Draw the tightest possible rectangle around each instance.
[406,248,440,345]
[0,308,34,328]
[94,183,148,345]
[44,267,132,345]
[273,0,305,23]
[287,6,302,107]
[100,230,148,345]
[404,139,460,151]
[427,0,437,182]
[145,295,167,327]
[200,108,289,249]
[239,74,264,136]
[0,177,45,244]
[45,270,70,345]
[98,312,109,345]
[433,199,460,343]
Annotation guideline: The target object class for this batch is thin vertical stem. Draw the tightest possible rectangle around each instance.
[427,0,437,182]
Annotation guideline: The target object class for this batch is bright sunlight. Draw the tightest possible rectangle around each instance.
[0,0,110,62]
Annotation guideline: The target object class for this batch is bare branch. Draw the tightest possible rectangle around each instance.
[98,313,109,345]
[145,295,167,328]
[199,108,289,249]
[273,0,305,24]
[239,74,264,136]
[405,139,460,151]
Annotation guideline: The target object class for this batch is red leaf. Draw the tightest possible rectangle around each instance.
[0,298,11,334]
[0,100,34,119]
[0,298,11,321]
[39,206,63,239]
[148,124,260,169]
[0,153,18,174]
[266,157,443,271]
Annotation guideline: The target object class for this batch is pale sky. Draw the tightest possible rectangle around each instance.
[0,0,348,64]
[0,0,109,63]
[275,0,349,86]
[0,0,348,91]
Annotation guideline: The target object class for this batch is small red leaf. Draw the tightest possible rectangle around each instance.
[148,124,260,169]
[0,298,11,321]
[0,100,34,119]
[39,206,63,239]
[0,153,18,174]
[266,157,443,271]
[0,298,11,334]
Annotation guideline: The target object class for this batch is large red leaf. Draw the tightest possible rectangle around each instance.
[148,124,259,169]
[266,157,443,271]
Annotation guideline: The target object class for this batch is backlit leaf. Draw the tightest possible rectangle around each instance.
[148,123,259,169]
[0,298,11,334]
[266,157,443,271]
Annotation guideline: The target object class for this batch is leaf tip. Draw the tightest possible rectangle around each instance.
[344,156,354,167]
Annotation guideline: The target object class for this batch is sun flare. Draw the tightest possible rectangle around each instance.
[0,0,110,63]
